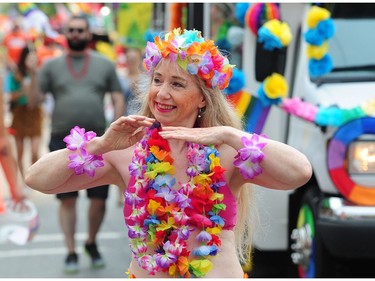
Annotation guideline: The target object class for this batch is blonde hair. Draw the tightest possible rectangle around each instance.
[134,61,257,265]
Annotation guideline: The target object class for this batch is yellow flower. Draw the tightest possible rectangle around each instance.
[169,264,177,277]
[189,259,213,277]
[263,73,288,99]
[145,162,175,179]
[156,217,176,231]
[147,199,160,216]
[264,19,292,47]
[306,41,328,59]
[206,226,222,235]
[209,153,220,169]
[210,192,224,201]
[194,173,213,185]
[307,6,331,29]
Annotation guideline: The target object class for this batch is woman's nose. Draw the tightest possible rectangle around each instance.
[156,83,171,99]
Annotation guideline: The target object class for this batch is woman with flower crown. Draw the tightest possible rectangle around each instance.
[25,28,312,278]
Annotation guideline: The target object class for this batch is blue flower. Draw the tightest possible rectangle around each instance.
[223,68,245,95]
[154,187,176,202]
[317,18,335,40]
[144,215,160,226]
[154,174,176,189]
[209,214,225,227]
[304,29,324,46]
[192,245,218,256]
[258,27,283,51]
[308,54,333,78]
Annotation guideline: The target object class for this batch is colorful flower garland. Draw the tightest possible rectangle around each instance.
[143,28,234,90]
[304,5,335,78]
[125,122,227,278]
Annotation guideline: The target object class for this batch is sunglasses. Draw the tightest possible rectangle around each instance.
[68,27,85,34]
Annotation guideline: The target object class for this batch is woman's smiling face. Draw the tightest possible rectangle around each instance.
[148,59,206,127]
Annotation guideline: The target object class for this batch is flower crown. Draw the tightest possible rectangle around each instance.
[143,28,235,90]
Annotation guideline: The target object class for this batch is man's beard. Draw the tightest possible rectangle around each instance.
[67,38,88,51]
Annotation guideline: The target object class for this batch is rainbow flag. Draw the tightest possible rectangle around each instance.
[226,90,271,134]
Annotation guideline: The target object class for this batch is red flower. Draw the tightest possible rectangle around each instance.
[155,230,167,244]
[207,234,221,246]
[189,214,213,228]
[148,129,170,151]
[147,189,163,203]
[211,166,226,182]
[190,196,214,214]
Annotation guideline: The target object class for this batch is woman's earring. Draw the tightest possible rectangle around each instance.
[197,107,202,119]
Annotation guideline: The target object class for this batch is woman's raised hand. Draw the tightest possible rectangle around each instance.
[159,126,231,145]
[99,115,155,153]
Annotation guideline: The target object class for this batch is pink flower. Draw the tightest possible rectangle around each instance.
[139,255,158,275]
[189,214,213,228]
[63,126,96,150]
[233,158,263,179]
[68,149,104,177]
[233,134,267,180]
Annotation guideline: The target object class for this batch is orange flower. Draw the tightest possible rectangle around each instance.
[177,256,190,277]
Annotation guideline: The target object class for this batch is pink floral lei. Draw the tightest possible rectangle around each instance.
[124,122,227,278]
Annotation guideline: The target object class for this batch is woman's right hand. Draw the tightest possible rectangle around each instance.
[91,115,155,154]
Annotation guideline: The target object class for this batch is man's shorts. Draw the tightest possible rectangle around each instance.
[49,131,109,200]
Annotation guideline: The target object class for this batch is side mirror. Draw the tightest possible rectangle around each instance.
[255,41,287,82]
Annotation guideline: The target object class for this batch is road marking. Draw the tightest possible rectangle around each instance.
[0,247,87,258]
[32,231,126,242]
[0,231,127,258]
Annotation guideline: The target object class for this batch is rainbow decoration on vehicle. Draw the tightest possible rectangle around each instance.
[224,68,271,135]
[245,3,280,36]
[327,117,375,205]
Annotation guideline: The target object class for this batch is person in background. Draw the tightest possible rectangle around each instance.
[120,47,143,116]
[9,45,43,176]
[33,15,125,274]
[2,19,28,74]
[26,28,311,278]
[0,59,26,209]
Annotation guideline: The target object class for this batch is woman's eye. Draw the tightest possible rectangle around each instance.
[153,78,161,84]
[172,82,184,88]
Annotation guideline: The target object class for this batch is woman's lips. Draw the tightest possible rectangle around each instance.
[155,102,176,112]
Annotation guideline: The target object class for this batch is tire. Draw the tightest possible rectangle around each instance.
[290,188,336,277]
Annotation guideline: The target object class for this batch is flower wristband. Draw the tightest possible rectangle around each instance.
[63,126,104,177]
[233,133,268,179]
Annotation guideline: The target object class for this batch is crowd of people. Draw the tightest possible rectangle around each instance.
[0,15,139,274]
[1,13,312,278]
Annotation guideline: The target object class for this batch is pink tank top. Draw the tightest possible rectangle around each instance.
[123,176,237,230]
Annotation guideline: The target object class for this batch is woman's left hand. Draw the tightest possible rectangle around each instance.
[159,126,230,145]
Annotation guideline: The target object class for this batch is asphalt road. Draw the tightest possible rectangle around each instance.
[1,185,132,278]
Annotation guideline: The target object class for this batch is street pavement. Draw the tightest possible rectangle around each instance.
[1,106,132,278]
[1,186,132,278]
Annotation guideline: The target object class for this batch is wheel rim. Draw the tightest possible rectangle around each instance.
[291,204,315,278]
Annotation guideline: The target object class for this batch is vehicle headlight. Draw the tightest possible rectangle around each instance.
[348,141,375,174]
[327,117,375,205]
